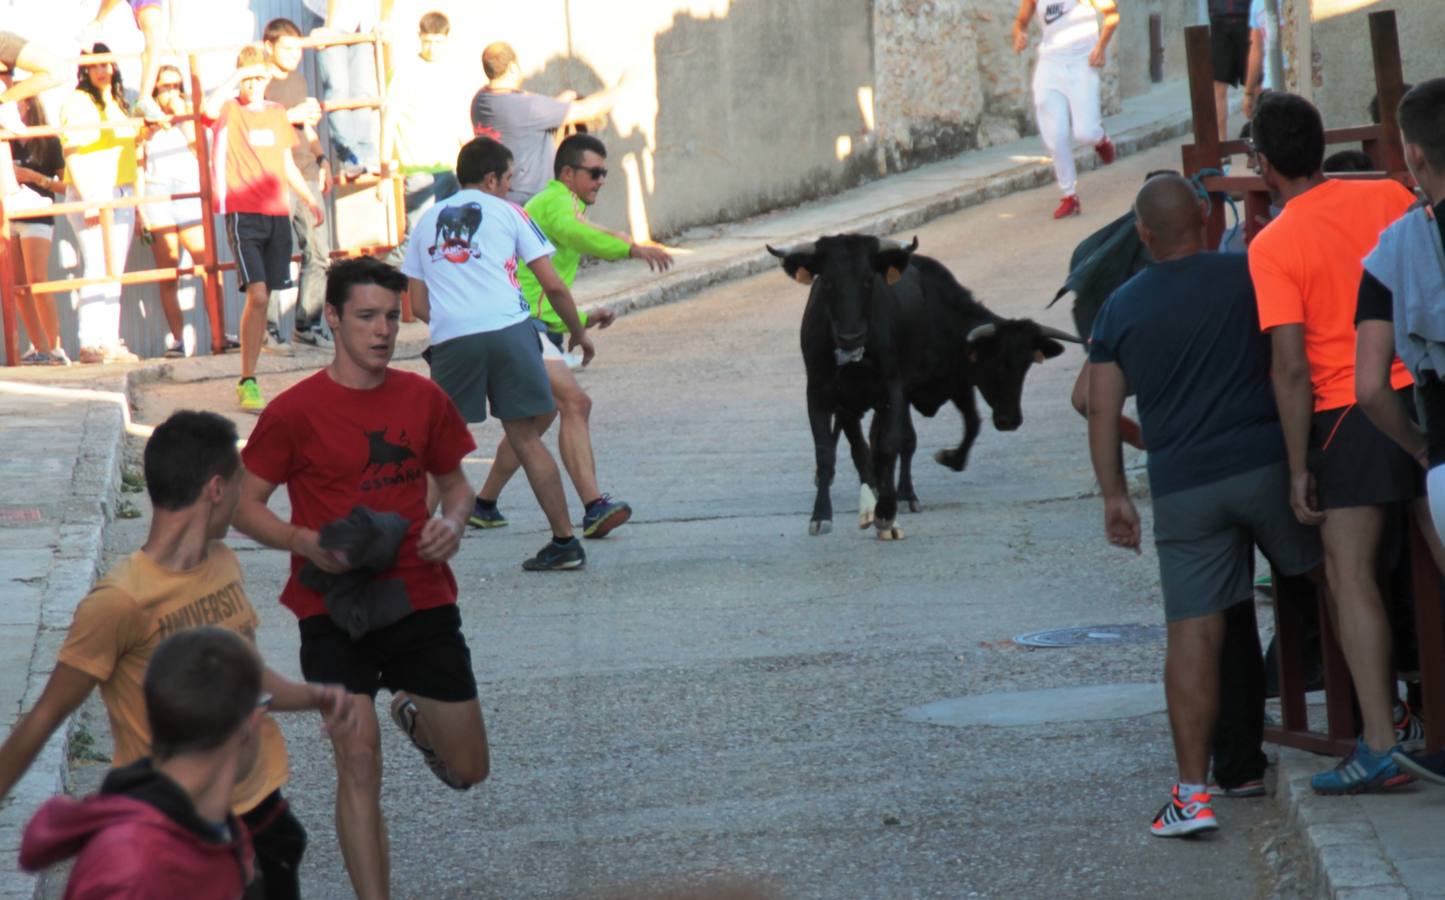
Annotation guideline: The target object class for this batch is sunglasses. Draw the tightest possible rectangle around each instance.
[574,166,607,180]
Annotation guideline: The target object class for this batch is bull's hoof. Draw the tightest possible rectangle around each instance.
[934,449,966,472]
[906,498,922,513]
[809,519,833,536]
[874,519,905,541]
[858,484,877,529]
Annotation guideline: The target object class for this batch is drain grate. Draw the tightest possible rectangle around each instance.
[1014,624,1166,648]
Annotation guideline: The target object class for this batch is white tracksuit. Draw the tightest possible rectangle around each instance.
[1032,0,1105,197]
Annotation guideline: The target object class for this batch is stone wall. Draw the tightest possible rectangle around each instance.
[1305,0,1442,130]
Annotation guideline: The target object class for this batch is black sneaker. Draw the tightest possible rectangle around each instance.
[468,498,508,529]
[581,494,631,538]
[522,537,585,571]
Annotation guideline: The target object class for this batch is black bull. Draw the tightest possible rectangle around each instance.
[767,234,1083,539]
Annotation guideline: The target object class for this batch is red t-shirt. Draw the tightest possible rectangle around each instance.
[241,369,477,620]
[211,98,296,216]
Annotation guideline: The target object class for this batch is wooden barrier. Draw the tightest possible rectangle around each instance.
[1182,9,1445,757]
[0,33,405,364]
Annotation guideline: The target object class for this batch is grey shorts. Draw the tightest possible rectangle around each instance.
[1153,462,1323,622]
[429,319,555,424]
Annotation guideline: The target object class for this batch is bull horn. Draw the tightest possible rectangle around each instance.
[1036,323,1086,344]
[877,236,920,253]
[766,241,816,259]
[965,322,998,344]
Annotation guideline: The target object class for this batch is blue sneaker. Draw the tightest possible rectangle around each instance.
[468,499,508,529]
[581,494,631,539]
[1311,739,1413,794]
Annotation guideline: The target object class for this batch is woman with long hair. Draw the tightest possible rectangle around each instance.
[59,42,140,364]
[6,82,67,364]
[139,63,200,358]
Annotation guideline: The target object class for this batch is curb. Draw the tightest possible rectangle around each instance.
[0,378,126,900]
[1276,748,1411,899]
[586,111,1195,325]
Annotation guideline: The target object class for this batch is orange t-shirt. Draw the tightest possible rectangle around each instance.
[57,544,288,816]
[1249,178,1417,411]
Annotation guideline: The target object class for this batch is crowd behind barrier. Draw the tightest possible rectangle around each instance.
[0,29,397,367]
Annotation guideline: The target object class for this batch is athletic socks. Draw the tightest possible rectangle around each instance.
[552,535,576,547]
[475,498,498,511]
[1177,782,1207,798]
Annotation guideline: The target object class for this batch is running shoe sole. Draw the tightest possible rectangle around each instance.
[582,504,632,539]
[1208,780,1266,798]
[468,512,509,529]
[1150,816,1219,838]
[389,693,470,791]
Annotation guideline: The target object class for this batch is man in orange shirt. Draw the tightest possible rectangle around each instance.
[0,411,352,899]
[1248,92,1419,794]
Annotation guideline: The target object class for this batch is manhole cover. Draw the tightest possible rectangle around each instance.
[1014,624,1165,648]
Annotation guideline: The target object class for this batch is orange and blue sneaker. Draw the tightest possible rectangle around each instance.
[1150,785,1218,838]
[1312,739,1413,794]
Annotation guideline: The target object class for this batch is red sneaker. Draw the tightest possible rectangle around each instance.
[1095,136,1117,165]
[1053,195,1081,219]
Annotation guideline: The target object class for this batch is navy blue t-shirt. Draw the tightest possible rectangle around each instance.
[1088,252,1284,497]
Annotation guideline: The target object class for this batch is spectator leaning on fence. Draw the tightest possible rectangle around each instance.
[139,63,206,360]
[1248,92,1421,794]
[60,42,142,365]
[4,77,67,365]
[264,16,333,350]
[204,44,324,412]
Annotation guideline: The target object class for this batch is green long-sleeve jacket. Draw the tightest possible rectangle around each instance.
[517,179,632,332]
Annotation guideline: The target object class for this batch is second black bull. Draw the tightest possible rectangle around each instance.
[767,233,1082,539]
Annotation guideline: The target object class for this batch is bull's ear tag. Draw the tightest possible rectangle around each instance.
[885,267,903,285]
[793,268,814,285]
[1033,350,1046,364]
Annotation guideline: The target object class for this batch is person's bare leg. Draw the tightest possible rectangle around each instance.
[22,236,59,350]
[12,235,51,352]
[151,230,185,342]
[501,415,573,538]
[1214,82,1230,142]
[239,281,269,379]
[478,410,557,503]
[1319,505,1397,751]
[548,361,601,504]
[331,694,389,900]
[403,693,489,786]
[133,5,164,111]
[1165,611,1227,784]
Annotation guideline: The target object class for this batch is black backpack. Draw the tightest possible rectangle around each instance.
[1048,211,1153,343]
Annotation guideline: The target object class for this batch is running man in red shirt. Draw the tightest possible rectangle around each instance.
[235,257,489,900]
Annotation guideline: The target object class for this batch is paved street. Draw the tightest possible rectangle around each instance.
[108,140,1294,898]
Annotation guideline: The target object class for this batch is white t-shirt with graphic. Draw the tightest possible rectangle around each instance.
[401,188,555,343]
[1039,0,1099,58]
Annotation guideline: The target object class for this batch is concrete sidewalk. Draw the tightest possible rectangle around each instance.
[0,77,1289,898]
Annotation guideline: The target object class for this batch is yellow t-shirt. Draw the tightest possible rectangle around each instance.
[59,88,139,191]
[57,543,289,816]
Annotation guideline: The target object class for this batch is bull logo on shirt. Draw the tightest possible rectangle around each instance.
[365,427,417,473]
[428,202,484,264]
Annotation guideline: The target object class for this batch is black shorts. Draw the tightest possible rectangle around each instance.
[1308,392,1423,510]
[226,212,293,291]
[1210,15,1251,87]
[298,604,478,702]
[240,791,306,900]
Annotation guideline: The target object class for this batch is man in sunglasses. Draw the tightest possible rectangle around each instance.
[0,411,352,899]
[469,134,669,538]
